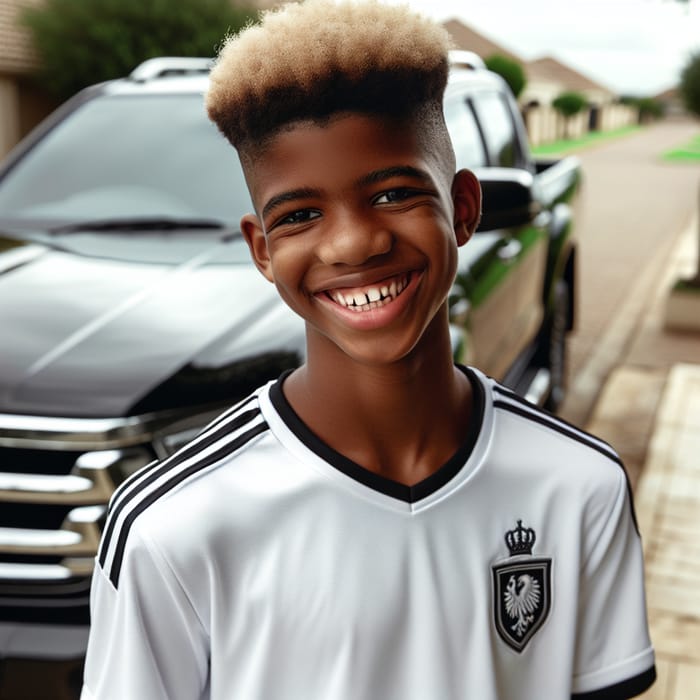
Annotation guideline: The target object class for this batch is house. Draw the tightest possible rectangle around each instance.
[0,0,58,158]
[0,0,284,158]
[654,86,685,118]
[443,19,637,144]
[522,55,629,136]
[522,56,613,109]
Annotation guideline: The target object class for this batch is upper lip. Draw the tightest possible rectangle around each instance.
[312,267,419,296]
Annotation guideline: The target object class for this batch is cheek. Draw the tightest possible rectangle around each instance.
[427,225,460,294]
[267,242,310,300]
[436,246,458,292]
[415,209,458,264]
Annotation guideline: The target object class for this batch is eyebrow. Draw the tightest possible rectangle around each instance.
[262,187,321,220]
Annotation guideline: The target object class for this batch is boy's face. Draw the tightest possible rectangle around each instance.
[241,113,481,367]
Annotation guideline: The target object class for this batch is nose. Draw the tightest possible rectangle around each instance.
[316,214,393,266]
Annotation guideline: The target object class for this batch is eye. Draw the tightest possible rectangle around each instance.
[373,188,418,205]
[274,209,321,227]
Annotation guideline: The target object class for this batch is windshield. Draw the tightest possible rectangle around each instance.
[0,93,253,230]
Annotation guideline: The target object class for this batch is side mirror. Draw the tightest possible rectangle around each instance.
[473,168,541,232]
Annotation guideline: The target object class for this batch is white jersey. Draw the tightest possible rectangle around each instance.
[82,367,655,700]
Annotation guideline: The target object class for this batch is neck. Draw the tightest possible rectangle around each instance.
[283,318,473,485]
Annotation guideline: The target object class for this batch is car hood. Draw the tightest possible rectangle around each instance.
[0,235,305,417]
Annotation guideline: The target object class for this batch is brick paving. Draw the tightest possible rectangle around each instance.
[634,364,700,699]
[583,219,700,699]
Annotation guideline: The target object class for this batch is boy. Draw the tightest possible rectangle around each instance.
[81,1,655,698]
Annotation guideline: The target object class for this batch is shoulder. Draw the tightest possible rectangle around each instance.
[468,366,632,498]
[96,388,272,589]
[470,368,639,531]
[481,372,622,468]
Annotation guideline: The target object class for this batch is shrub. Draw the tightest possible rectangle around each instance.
[551,91,588,118]
[680,52,700,119]
[551,91,589,139]
[21,0,258,100]
[484,54,527,98]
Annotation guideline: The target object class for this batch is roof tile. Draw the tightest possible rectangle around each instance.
[442,19,522,64]
[525,55,613,96]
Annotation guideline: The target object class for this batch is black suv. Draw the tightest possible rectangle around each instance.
[0,53,580,697]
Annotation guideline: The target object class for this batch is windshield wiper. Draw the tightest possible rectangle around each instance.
[50,217,231,234]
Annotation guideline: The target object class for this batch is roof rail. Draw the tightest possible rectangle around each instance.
[448,50,486,71]
[129,57,213,82]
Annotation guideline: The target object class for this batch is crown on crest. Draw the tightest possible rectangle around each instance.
[505,520,536,556]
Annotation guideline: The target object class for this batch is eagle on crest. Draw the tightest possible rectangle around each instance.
[504,573,542,637]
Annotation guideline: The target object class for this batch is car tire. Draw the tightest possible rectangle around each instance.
[541,279,569,413]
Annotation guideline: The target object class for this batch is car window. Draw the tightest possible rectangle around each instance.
[470,92,521,168]
[0,94,253,228]
[444,96,487,170]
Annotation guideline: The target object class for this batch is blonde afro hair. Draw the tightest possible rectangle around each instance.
[206,0,452,149]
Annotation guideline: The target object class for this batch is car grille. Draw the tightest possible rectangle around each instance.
[0,415,158,626]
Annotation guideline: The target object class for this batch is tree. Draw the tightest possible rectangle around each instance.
[484,54,527,99]
[551,91,588,138]
[680,52,700,118]
[551,91,588,118]
[21,0,258,100]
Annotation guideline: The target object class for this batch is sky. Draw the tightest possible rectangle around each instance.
[386,0,700,96]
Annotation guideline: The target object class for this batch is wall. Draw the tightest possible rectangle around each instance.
[0,75,58,160]
[0,76,20,159]
[524,103,638,147]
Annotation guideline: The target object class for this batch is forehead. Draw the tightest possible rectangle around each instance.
[242,113,446,209]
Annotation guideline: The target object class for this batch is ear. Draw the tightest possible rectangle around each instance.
[241,213,274,283]
[451,169,482,246]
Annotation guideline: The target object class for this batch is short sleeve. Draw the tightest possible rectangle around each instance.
[81,527,209,700]
[571,468,655,698]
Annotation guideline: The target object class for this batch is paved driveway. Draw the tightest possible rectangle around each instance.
[559,118,700,425]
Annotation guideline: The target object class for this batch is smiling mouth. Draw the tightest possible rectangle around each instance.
[325,273,411,312]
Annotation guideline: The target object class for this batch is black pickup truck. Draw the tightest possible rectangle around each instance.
[0,53,580,697]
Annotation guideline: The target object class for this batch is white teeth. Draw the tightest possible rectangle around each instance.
[331,274,410,311]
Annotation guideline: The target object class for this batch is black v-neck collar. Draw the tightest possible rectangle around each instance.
[268,365,485,503]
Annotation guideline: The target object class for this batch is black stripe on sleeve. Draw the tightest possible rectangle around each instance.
[571,665,656,699]
[493,384,618,461]
[493,396,640,535]
[493,399,623,467]
[98,405,262,570]
[108,420,269,588]
[105,396,259,521]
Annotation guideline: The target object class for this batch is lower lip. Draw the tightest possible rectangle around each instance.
[316,273,421,331]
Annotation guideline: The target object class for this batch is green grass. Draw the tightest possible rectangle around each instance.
[663,134,700,162]
[531,126,641,156]
[672,277,700,292]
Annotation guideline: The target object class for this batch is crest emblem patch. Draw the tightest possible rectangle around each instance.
[492,520,551,652]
